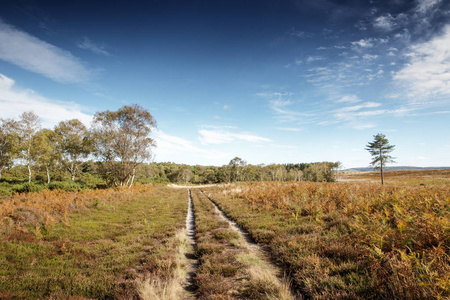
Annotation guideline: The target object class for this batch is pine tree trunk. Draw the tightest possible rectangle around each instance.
[0,166,3,181]
[380,148,384,185]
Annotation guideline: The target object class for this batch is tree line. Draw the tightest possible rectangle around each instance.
[141,159,340,184]
[1,105,340,189]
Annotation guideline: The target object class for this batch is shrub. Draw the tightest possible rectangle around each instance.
[47,181,85,192]
[0,185,12,196]
[11,183,45,194]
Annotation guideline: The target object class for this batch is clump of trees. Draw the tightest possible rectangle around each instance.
[0,104,156,188]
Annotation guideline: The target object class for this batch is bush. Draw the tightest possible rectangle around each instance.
[79,172,105,189]
[11,183,45,194]
[0,186,12,197]
[47,181,85,192]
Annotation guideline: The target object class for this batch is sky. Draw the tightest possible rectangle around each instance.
[0,0,449,168]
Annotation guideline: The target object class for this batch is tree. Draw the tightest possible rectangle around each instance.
[91,104,156,187]
[18,112,40,183]
[54,119,91,181]
[32,129,59,183]
[365,133,395,185]
[0,119,19,180]
[228,157,246,182]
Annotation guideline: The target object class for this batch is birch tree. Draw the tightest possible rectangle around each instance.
[54,119,90,181]
[91,104,156,187]
[18,112,40,183]
[32,129,59,183]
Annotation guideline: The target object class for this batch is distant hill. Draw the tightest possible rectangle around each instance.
[343,166,450,172]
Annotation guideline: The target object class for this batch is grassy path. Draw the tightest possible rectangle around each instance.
[191,188,293,299]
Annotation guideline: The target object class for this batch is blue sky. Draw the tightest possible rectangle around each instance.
[0,0,449,168]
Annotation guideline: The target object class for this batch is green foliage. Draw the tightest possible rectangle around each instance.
[47,181,85,192]
[11,183,46,194]
[366,133,396,184]
[366,133,396,168]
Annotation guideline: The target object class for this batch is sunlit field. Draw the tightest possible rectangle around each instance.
[1,169,449,299]
[339,169,450,186]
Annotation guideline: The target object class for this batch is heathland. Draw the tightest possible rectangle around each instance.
[0,169,449,299]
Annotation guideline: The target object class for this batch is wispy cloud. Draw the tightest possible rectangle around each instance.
[289,28,313,38]
[415,0,442,14]
[351,38,376,48]
[373,13,407,31]
[0,73,92,127]
[0,19,93,83]
[336,95,362,103]
[394,25,450,100]
[276,127,302,132]
[198,128,271,145]
[306,56,324,63]
[335,102,382,113]
[268,94,313,123]
[153,130,229,162]
[77,37,111,56]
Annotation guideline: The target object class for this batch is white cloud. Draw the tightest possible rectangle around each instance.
[335,102,382,113]
[306,56,324,63]
[363,54,378,60]
[336,95,362,103]
[77,37,111,56]
[198,129,271,145]
[373,14,396,31]
[268,95,313,123]
[0,19,93,83]
[373,13,407,31]
[351,38,375,48]
[351,38,388,50]
[349,123,377,130]
[394,25,450,99]
[154,130,207,154]
[415,0,442,14]
[0,73,92,127]
[153,130,229,163]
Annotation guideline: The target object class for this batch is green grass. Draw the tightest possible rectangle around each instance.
[0,187,187,299]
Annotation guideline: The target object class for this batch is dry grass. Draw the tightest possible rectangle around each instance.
[204,181,450,299]
[0,186,188,299]
[238,252,294,300]
[339,169,450,186]
[136,229,189,300]
[0,185,155,236]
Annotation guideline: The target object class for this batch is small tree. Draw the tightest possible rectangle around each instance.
[365,133,395,185]
[18,112,40,183]
[32,129,59,184]
[54,119,91,181]
[0,119,19,180]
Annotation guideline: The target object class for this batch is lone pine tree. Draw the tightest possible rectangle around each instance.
[365,133,395,185]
